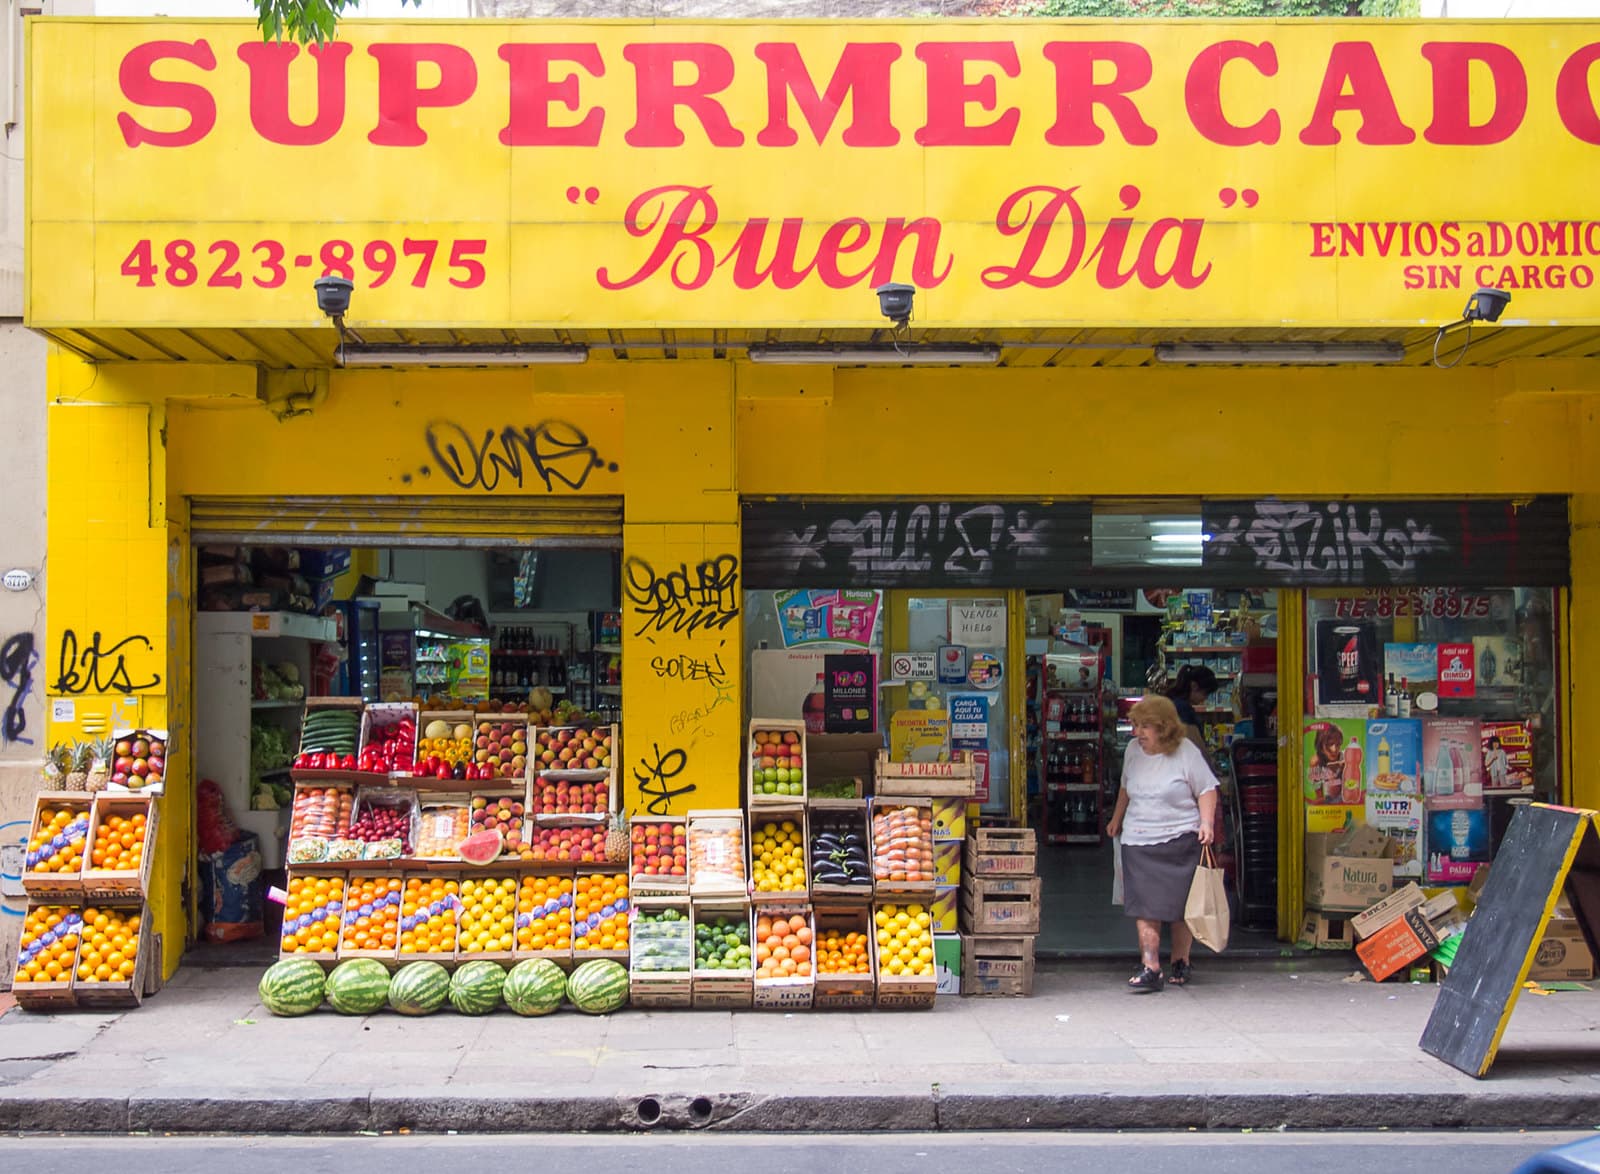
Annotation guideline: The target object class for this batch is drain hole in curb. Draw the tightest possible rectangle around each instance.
[689,1097,714,1125]
[637,1098,663,1126]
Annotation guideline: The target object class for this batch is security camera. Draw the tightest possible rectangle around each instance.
[1462,286,1510,323]
[314,275,354,319]
[876,282,915,329]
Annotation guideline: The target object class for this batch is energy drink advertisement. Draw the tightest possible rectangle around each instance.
[1316,620,1381,710]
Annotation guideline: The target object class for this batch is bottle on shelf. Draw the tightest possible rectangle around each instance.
[803,673,826,735]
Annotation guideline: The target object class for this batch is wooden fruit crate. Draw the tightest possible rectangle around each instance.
[454,868,519,966]
[529,723,617,825]
[512,873,574,965]
[965,826,1039,877]
[73,908,152,1009]
[412,710,483,790]
[279,870,352,964]
[570,867,630,965]
[335,872,403,963]
[686,809,748,899]
[21,793,91,899]
[875,751,977,798]
[9,903,85,1011]
[628,815,689,896]
[808,800,874,904]
[811,905,876,1011]
[872,900,937,1010]
[960,933,1037,997]
[748,806,810,904]
[691,900,753,1009]
[961,874,1042,935]
[629,896,693,1005]
[748,719,808,806]
[752,904,814,1011]
[630,974,693,1009]
[80,794,158,901]
[396,871,461,965]
[869,797,937,900]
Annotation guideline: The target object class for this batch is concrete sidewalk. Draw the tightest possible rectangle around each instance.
[1,957,1598,1134]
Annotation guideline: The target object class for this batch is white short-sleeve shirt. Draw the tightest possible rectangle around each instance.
[1120,739,1220,846]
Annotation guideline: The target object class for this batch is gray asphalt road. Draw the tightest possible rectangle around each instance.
[0,1131,1582,1173]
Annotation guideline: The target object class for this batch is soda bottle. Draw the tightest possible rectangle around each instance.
[803,673,827,734]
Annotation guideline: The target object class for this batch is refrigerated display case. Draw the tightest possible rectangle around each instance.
[379,606,491,704]
[328,598,381,701]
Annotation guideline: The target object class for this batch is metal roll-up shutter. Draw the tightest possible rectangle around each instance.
[190,495,623,548]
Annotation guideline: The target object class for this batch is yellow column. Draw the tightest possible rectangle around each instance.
[620,365,742,815]
[1570,493,1600,811]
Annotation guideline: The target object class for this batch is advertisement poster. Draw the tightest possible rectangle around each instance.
[971,749,991,804]
[936,645,969,685]
[1473,636,1523,688]
[1044,650,1100,692]
[1423,717,1485,808]
[1365,719,1423,796]
[1366,793,1424,878]
[1315,619,1382,712]
[1426,808,1491,885]
[1306,804,1362,834]
[1304,719,1368,806]
[949,694,990,751]
[750,649,826,724]
[1382,643,1437,714]
[1437,643,1476,699]
[822,652,876,734]
[446,639,491,701]
[1480,720,1535,793]
[774,589,881,649]
[890,709,949,763]
[967,652,1003,690]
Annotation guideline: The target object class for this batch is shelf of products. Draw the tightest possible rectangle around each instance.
[1040,689,1104,846]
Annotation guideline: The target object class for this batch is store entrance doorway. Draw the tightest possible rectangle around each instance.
[1024,588,1282,957]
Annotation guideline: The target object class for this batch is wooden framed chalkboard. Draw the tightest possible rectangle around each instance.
[1419,804,1600,1078]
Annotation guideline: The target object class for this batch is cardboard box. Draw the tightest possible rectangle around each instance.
[931,797,969,842]
[934,933,962,995]
[1350,882,1427,940]
[933,840,962,887]
[1305,828,1394,912]
[1297,912,1353,951]
[931,885,959,933]
[805,733,881,796]
[1529,919,1596,981]
[1356,909,1440,982]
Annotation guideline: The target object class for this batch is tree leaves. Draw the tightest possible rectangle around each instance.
[254,0,422,44]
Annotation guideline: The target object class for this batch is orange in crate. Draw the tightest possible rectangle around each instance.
[90,812,147,871]
[398,876,460,955]
[279,874,346,955]
[76,906,141,983]
[340,876,402,953]
[13,905,83,984]
[573,872,629,951]
[755,911,814,980]
[26,805,89,874]
[514,875,573,952]
[815,928,871,975]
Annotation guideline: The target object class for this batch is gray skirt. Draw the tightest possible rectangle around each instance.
[1122,832,1201,922]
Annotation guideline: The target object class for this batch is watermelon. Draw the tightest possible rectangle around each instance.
[259,958,326,1016]
[566,959,628,1015]
[502,958,567,1017]
[325,958,392,1015]
[458,828,504,866]
[388,961,450,1016]
[449,960,506,1015]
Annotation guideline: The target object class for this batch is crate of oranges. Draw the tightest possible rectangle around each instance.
[572,870,630,963]
[752,905,815,1011]
[457,874,518,962]
[279,872,347,962]
[73,903,149,1007]
[10,904,85,1009]
[398,872,461,962]
[811,907,877,1010]
[22,793,91,898]
[81,796,157,900]
[513,874,574,965]
[337,874,402,962]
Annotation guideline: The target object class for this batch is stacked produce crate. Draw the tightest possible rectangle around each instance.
[960,826,1040,996]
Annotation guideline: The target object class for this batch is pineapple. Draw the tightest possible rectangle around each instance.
[85,736,115,793]
[604,811,629,864]
[42,741,71,787]
[64,742,92,791]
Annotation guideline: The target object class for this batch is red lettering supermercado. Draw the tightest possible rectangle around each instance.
[115,35,1600,150]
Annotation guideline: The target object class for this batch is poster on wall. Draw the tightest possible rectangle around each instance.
[750,649,826,725]
[1304,719,1368,806]
[937,645,969,685]
[890,709,949,763]
[1423,717,1485,809]
[822,652,877,734]
[1437,643,1476,699]
[1044,650,1100,692]
[774,589,881,648]
[1306,804,1362,834]
[1473,636,1523,688]
[1480,720,1535,793]
[1315,619,1382,714]
[1426,808,1490,885]
[1365,719,1423,795]
[1366,793,1425,879]
[950,694,990,752]
[1382,643,1438,714]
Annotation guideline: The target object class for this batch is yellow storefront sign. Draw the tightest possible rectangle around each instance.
[26,18,1600,330]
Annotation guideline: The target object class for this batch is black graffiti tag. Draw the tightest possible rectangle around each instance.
[51,630,162,696]
[0,632,37,745]
[420,419,618,492]
[623,554,740,638]
[649,650,729,689]
[632,742,695,816]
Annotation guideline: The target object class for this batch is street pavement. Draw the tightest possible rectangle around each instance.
[1,957,1598,1134]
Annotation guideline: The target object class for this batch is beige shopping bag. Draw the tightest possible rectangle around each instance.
[1184,846,1231,954]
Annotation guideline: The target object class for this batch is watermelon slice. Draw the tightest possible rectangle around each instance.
[458,827,504,866]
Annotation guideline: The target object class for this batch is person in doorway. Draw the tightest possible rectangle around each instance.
[1105,694,1220,993]
[1165,664,1218,753]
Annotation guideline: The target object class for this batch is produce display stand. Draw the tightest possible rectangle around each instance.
[21,792,91,899]
[357,702,418,781]
[960,933,1037,997]
[752,903,815,1011]
[873,899,937,1011]
[569,867,631,965]
[396,871,461,966]
[869,797,938,902]
[513,872,575,968]
[875,751,978,799]
[10,904,85,1011]
[807,800,873,903]
[747,719,808,805]
[79,794,158,901]
[960,874,1043,935]
[629,896,694,1009]
[412,709,480,791]
[811,905,877,1010]
[686,809,748,899]
[965,826,1039,877]
[278,870,348,965]
[691,899,754,1009]
[628,815,689,896]
[748,805,810,903]
[529,723,617,825]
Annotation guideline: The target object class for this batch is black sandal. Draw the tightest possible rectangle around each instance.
[1127,965,1164,994]
[1170,959,1192,987]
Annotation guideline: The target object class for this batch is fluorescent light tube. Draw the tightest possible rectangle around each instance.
[1150,533,1206,546]
[746,344,1000,365]
[339,345,590,367]
[1155,342,1405,365]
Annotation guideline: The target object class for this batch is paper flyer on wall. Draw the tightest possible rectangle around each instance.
[1306,804,1362,834]
[1381,643,1437,714]
[1366,792,1424,878]
[1422,717,1485,809]
[1436,643,1476,699]
[1426,808,1490,885]
[1315,620,1382,712]
[1472,636,1523,688]
[1364,719,1422,795]
[1480,720,1535,793]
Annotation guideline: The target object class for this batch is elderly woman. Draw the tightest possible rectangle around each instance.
[1106,694,1219,993]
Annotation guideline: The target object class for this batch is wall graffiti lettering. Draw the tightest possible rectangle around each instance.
[0,633,37,745]
[623,554,740,638]
[668,687,735,739]
[632,742,695,816]
[416,419,619,492]
[649,649,729,689]
[51,630,162,696]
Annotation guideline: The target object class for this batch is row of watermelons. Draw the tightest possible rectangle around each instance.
[258,956,628,1017]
